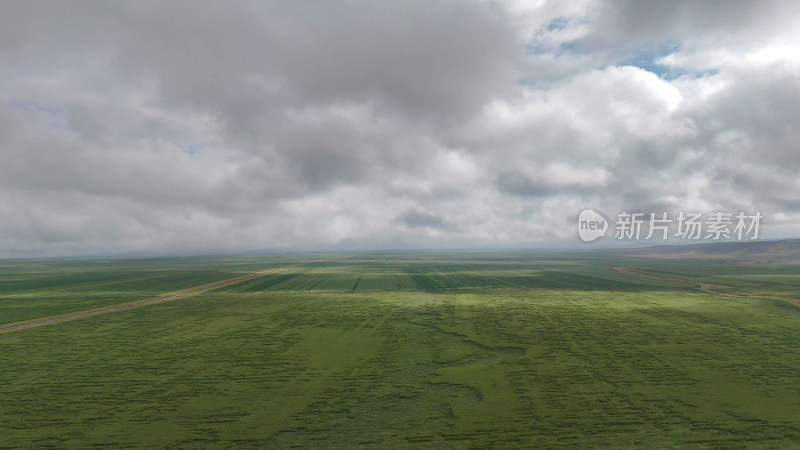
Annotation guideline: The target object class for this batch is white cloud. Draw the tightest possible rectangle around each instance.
[1,0,799,256]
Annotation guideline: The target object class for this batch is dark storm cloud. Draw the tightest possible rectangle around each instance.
[1,0,800,256]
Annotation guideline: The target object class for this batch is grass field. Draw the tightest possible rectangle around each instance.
[0,255,312,325]
[1,251,799,447]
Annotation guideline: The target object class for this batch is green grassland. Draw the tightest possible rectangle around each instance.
[1,251,799,447]
[0,255,310,325]
[218,255,689,294]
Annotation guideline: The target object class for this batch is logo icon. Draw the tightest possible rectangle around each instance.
[578,209,608,242]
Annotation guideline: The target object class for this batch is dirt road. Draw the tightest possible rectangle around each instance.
[608,266,800,307]
[0,260,315,334]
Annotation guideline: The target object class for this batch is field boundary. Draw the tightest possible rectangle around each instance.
[607,265,800,307]
[0,260,321,334]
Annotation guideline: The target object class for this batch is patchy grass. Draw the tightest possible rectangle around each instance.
[0,255,308,324]
[1,252,799,447]
[2,285,799,447]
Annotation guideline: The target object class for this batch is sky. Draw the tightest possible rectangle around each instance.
[1,0,800,257]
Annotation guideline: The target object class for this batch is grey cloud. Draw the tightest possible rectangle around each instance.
[1,1,800,256]
[292,150,366,191]
[594,0,791,44]
[522,0,800,81]
[496,171,556,197]
[396,210,456,232]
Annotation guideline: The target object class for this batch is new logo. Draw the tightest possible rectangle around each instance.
[578,209,608,242]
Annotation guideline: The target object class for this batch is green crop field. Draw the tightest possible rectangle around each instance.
[0,255,312,325]
[1,251,799,447]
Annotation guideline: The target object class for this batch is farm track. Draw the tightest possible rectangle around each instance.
[0,260,321,334]
[608,266,800,307]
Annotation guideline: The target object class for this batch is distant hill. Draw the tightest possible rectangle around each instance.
[623,239,800,262]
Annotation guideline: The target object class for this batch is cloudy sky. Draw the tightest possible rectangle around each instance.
[2,0,800,257]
